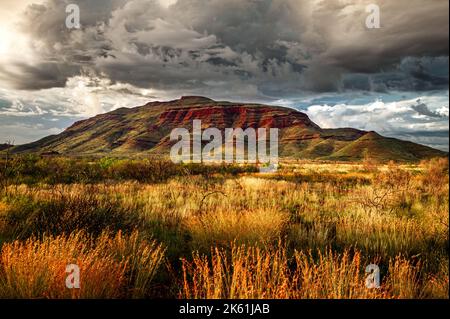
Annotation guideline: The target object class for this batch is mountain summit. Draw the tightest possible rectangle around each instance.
[12,96,446,162]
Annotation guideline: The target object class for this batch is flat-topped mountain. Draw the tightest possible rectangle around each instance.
[11,96,446,162]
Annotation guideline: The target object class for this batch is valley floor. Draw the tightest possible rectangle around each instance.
[0,157,448,298]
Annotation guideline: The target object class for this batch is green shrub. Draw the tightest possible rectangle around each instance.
[2,192,144,239]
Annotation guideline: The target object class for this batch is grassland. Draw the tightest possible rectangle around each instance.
[0,155,448,299]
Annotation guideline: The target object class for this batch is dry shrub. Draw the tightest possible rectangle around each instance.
[362,154,379,173]
[108,159,181,183]
[353,162,414,215]
[377,161,413,193]
[419,157,449,195]
[0,231,165,299]
[2,190,144,239]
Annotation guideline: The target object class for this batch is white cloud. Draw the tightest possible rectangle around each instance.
[306,95,448,130]
[0,75,166,118]
[158,0,177,8]
[303,93,449,150]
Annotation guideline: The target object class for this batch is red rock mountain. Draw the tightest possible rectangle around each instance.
[12,96,446,162]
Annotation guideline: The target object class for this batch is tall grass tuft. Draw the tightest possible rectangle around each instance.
[181,243,292,299]
[181,243,432,299]
[0,231,165,298]
[105,231,166,298]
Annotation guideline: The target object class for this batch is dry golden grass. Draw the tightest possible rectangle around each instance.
[0,231,165,298]
[106,231,166,298]
[0,232,125,298]
[181,243,293,299]
[0,157,447,299]
[180,243,439,299]
[186,209,288,251]
[292,249,378,299]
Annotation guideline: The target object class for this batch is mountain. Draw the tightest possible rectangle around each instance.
[11,96,446,162]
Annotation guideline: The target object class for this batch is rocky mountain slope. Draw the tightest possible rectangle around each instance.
[12,96,446,162]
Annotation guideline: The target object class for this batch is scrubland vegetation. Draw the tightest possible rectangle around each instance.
[0,155,448,299]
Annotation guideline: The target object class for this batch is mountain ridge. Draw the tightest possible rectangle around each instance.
[11,96,447,162]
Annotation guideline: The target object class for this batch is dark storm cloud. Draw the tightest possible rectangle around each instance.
[324,1,448,70]
[1,0,449,95]
[0,62,79,90]
[341,56,449,92]
[411,100,447,118]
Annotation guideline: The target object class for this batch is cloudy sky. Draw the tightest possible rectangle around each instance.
[0,0,448,150]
